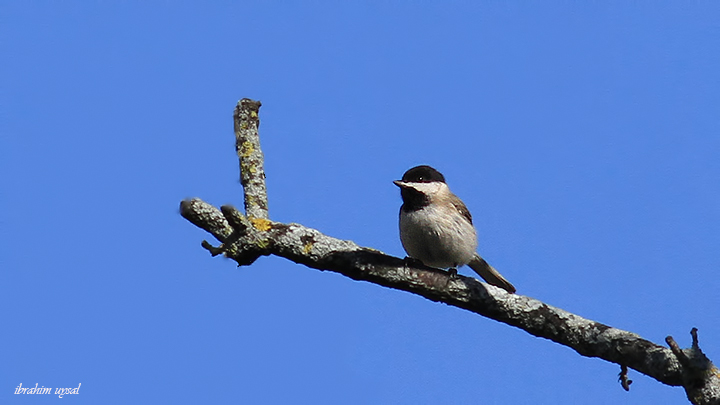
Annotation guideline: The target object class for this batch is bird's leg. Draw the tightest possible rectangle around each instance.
[448,267,459,279]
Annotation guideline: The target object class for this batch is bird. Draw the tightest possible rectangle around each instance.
[393,165,516,293]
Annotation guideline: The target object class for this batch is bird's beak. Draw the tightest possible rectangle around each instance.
[393,180,408,188]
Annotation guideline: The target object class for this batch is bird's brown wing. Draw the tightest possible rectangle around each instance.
[451,198,473,225]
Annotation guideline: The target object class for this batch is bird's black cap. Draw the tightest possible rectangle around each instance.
[400,165,446,183]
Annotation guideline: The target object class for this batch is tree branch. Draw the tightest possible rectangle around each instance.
[233,98,268,220]
[180,98,719,405]
[667,329,720,404]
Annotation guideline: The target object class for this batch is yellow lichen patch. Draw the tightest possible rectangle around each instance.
[250,217,272,231]
[223,245,238,257]
[303,242,313,255]
[241,141,254,157]
[255,239,270,249]
[250,111,258,118]
[240,162,251,174]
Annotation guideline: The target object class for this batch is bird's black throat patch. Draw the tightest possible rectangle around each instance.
[400,187,430,212]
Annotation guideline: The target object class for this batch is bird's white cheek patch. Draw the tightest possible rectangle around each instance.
[405,182,444,195]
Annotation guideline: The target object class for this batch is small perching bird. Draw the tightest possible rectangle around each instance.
[394,165,516,293]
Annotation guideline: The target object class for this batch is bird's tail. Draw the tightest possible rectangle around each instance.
[468,255,516,293]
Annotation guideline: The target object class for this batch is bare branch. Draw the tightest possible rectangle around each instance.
[180,99,719,404]
[181,200,685,386]
[667,329,720,405]
[233,98,268,219]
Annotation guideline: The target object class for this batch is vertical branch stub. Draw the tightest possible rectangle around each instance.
[233,98,269,219]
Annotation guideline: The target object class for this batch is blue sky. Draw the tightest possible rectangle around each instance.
[3,2,719,404]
